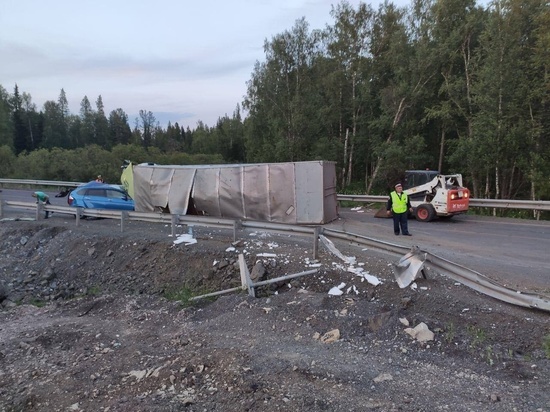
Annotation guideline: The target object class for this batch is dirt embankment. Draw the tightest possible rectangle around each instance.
[0,220,549,412]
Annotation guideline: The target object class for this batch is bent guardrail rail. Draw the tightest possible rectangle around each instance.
[1,198,549,313]
[321,228,550,312]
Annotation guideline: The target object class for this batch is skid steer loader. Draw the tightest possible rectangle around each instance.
[403,170,470,222]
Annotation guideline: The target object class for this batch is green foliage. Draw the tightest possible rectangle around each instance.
[164,286,212,307]
[485,345,495,366]
[466,325,487,348]
[111,144,150,166]
[87,285,101,296]
[339,180,368,195]
[0,85,13,148]
[543,334,550,359]
[443,322,456,344]
[12,146,117,182]
[30,298,46,308]
[0,145,16,177]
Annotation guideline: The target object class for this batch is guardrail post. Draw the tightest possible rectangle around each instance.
[238,254,255,297]
[313,226,322,259]
[36,202,42,220]
[171,214,178,237]
[233,219,242,242]
[120,211,128,233]
[75,208,82,226]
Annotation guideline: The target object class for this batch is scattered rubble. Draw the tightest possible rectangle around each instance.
[0,220,549,411]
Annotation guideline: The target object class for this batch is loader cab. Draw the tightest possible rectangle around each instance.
[404,170,439,190]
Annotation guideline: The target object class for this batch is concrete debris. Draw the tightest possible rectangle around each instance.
[328,282,346,296]
[250,262,267,281]
[128,370,147,381]
[404,322,434,343]
[320,329,340,343]
[173,233,197,245]
[373,373,393,383]
[319,235,356,265]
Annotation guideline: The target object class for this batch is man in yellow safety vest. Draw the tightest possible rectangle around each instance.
[386,182,413,236]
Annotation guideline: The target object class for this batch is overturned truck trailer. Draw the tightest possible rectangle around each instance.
[122,161,338,224]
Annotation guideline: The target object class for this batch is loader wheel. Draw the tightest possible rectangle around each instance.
[415,204,435,222]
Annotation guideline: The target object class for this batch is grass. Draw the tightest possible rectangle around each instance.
[87,285,101,296]
[466,325,487,348]
[543,334,550,359]
[485,345,495,366]
[30,298,46,307]
[163,286,214,307]
[443,322,456,344]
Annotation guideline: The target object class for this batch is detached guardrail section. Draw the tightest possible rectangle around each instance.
[1,199,549,313]
[322,228,550,312]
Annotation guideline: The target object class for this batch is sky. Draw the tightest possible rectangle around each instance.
[1,0,406,130]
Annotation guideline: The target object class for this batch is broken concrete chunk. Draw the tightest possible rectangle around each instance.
[328,287,344,296]
[250,262,266,281]
[404,322,434,342]
[320,329,340,343]
[373,373,393,382]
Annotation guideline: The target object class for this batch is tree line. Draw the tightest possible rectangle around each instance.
[0,0,548,200]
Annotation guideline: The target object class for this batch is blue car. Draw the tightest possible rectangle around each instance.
[68,182,135,211]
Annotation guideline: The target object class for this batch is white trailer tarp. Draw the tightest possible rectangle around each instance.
[131,161,337,224]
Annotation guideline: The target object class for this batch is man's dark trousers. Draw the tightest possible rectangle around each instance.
[392,212,409,235]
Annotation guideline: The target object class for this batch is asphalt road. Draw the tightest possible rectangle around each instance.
[0,188,71,205]
[2,187,549,292]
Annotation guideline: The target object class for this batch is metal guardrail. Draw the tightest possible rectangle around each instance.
[1,178,549,211]
[1,199,549,312]
[336,194,550,211]
[0,178,84,187]
[322,228,550,312]
[468,198,550,211]
[0,200,314,238]
[336,195,389,203]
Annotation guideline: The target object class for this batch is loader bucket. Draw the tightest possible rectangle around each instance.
[391,246,426,288]
[374,205,390,218]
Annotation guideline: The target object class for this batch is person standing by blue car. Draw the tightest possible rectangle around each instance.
[386,182,413,236]
[32,191,51,219]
